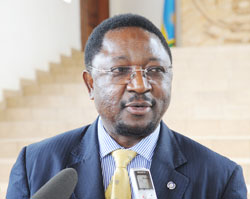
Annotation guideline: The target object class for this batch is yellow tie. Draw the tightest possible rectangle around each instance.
[105,149,137,199]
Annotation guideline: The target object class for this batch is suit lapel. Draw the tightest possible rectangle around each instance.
[151,122,189,199]
[67,119,105,199]
[65,120,189,199]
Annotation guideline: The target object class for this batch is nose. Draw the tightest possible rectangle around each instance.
[126,70,152,93]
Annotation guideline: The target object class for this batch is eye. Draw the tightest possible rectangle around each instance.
[110,66,132,75]
[146,66,166,74]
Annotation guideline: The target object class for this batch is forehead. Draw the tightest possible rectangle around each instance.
[104,27,151,43]
[92,27,171,67]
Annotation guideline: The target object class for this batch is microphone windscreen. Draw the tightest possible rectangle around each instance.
[32,168,78,199]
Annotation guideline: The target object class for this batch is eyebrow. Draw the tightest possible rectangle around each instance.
[112,56,129,61]
[112,57,162,61]
[148,57,162,62]
[111,56,164,63]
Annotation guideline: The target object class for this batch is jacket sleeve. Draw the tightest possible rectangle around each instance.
[6,147,30,199]
[221,164,247,199]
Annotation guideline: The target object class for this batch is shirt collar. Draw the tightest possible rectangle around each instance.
[98,117,160,161]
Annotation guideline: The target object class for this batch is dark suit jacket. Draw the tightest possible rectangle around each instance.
[6,119,247,199]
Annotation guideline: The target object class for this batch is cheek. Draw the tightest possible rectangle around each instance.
[93,80,124,115]
[155,79,172,108]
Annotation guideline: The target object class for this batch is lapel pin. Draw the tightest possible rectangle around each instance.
[167,181,176,190]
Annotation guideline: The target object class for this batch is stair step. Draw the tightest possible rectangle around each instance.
[171,45,250,66]
[171,90,250,106]
[9,96,84,109]
[167,104,250,120]
[0,138,42,158]
[173,59,250,73]
[0,158,15,182]
[6,95,90,108]
[163,118,250,136]
[192,136,250,158]
[60,55,83,67]
[173,79,250,91]
[0,182,8,199]
[71,49,84,59]
[36,70,83,84]
[23,83,86,97]
[50,65,83,75]
[1,106,97,121]
[0,120,94,138]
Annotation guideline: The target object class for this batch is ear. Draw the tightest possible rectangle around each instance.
[82,70,94,100]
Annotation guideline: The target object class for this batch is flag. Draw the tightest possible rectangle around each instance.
[161,0,175,47]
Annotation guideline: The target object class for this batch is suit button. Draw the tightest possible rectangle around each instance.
[167,181,176,190]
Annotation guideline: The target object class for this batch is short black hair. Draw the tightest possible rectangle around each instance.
[84,13,172,70]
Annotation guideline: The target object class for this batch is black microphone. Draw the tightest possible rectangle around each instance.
[31,168,78,199]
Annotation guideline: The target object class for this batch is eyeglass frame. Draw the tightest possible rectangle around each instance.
[86,65,172,85]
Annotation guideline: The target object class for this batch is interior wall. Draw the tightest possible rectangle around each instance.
[0,0,81,100]
[181,0,250,46]
[109,0,164,30]
[0,0,166,101]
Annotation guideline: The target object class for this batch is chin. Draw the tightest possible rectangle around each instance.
[115,120,158,138]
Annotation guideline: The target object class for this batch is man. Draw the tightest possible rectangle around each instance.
[7,14,247,199]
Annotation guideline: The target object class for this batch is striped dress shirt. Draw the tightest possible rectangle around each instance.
[97,117,160,198]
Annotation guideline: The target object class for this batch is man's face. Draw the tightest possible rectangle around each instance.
[83,27,172,138]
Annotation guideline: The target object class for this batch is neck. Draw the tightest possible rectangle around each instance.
[101,119,146,148]
[108,132,144,148]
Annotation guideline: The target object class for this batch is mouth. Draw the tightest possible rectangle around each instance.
[125,101,152,116]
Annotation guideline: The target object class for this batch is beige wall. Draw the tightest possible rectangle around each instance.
[1,0,249,100]
[109,0,165,30]
[0,0,81,100]
[110,0,250,46]
[181,0,250,46]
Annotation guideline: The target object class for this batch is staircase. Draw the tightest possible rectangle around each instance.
[0,46,249,197]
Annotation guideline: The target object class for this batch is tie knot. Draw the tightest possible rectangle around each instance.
[112,149,137,168]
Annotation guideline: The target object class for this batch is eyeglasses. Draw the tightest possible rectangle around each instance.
[88,65,172,85]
